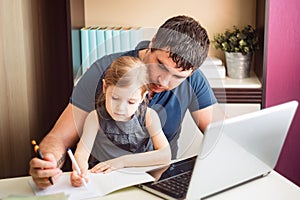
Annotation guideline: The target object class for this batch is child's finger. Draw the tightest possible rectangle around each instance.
[103,167,113,173]
[91,162,111,173]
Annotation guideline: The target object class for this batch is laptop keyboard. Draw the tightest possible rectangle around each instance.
[150,170,192,199]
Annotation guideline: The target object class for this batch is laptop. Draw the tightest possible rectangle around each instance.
[138,100,298,199]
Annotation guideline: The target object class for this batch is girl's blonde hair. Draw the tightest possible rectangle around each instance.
[97,56,149,108]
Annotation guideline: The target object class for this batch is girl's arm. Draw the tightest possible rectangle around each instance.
[91,108,171,173]
[71,110,99,187]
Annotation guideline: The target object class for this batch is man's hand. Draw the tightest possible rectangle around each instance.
[29,153,62,189]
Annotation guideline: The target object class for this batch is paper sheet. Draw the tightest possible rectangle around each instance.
[29,170,155,200]
[2,193,68,200]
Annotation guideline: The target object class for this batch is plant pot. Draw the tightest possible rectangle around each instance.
[225,52,253,79]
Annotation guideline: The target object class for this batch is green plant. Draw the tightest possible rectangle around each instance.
[213,25,259,55]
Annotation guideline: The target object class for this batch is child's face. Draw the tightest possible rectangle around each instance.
[104,84,145,122]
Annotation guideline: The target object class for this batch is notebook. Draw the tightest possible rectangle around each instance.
[138,100,298,199]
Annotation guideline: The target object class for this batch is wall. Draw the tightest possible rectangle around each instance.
[0,0,37,178]
[0,0,73,178]
[265,0,300,185]
[84,0,257,61]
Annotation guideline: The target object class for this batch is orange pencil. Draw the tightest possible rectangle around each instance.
[31,140,54,185]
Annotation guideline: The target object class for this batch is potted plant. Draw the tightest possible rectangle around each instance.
[213,25,259,79]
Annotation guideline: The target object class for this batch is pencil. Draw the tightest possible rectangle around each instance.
[31,140,54,185]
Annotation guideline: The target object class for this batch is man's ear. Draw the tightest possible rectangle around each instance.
[149,35,156,49]
[102,79,107,93]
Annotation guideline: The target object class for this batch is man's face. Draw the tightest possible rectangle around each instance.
[142,49,193,93]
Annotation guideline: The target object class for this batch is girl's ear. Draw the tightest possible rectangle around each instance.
[102,79,107,93]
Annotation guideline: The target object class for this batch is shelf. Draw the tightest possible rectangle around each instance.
[208,72,262,104]
[208,72,262,89]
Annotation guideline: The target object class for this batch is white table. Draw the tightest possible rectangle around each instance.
[0,170,299,200]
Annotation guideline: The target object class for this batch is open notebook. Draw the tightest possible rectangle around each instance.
[29,167,156,200]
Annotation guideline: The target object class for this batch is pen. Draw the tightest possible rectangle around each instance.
[67,148,88,189]
[31,140,54,185]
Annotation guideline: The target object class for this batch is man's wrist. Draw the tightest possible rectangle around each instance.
[57,153,66,168]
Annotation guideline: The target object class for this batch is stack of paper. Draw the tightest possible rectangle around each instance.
[200,56,226,79]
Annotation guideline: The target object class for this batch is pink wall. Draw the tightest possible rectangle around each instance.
[266,0,300,185]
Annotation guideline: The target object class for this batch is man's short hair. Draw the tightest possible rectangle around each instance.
[151,15,210,71]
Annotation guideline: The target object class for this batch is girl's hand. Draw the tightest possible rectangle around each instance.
[70,170,88,187]
[91,158,124,173]
[70,153,89,187]
[70,159,88,187]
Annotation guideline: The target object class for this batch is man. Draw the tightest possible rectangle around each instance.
[29,15,222,189]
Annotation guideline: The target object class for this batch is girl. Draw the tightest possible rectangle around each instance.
[71,56,171,187]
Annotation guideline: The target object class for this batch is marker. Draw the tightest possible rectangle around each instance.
[31,140,54,185]
[67,148,88,189]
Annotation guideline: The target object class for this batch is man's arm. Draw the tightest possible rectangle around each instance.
[40,103,88,165]
[29,103,89,189]
[191,103,225,133]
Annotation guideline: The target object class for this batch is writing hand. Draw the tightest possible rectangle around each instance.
[69,158,88,188]
[29,153,62,189]
[70,170,88,187]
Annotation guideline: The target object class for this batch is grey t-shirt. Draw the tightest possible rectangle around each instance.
[90,102,153,164]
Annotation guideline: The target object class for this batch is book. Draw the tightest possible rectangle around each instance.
[201,56,223,66]
[200,65,226,79]
[129,27,142,49]
[80,27,90,74]
[29,169,155,200]
[96,26,106,59]
[120,27,131,52]
[71,29,82,80]
[104,27,114,55]
[112,27,122,53]
[88,27,98,66]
